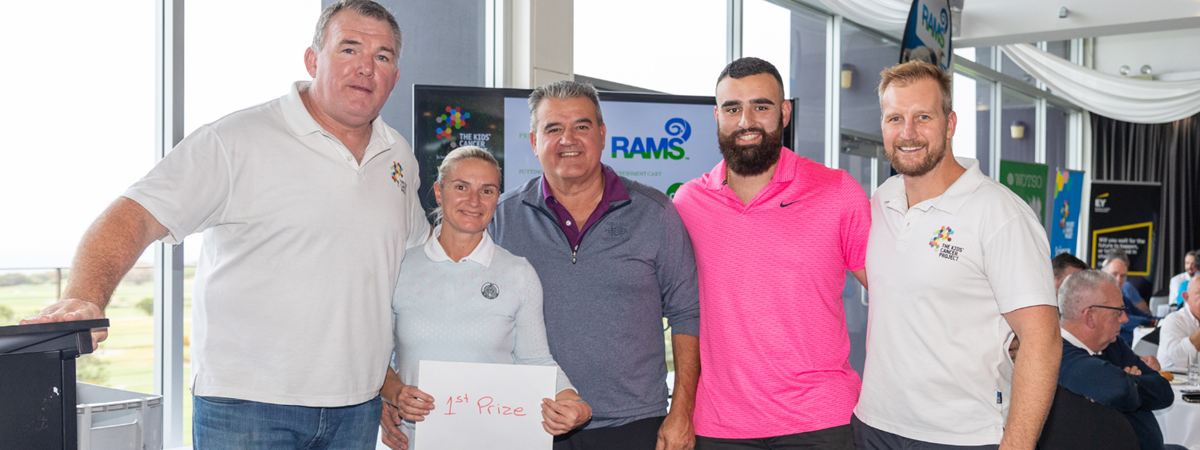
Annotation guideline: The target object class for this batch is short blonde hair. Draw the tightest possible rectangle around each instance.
[431,146,501,220]
[877,60,953,117]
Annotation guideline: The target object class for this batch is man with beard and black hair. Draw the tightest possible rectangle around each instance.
[672,57,870,449]
[853,61,1061,450]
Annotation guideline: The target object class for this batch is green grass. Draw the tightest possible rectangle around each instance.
[0,272,195,445]
[3,271,677,446]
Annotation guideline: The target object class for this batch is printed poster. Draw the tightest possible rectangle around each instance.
[900,0,953,73]
[1050,169,1084,256]
[1088,181,1161,276]
[999,160,1050,226]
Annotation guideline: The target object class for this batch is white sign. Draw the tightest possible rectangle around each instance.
[416,360,557,450]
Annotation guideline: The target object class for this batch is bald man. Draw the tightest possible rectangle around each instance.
[1157,274,1200,370]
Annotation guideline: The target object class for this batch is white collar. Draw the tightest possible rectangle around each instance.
[1061,328,1100,356]
[281,81,396,157]
[883,157,984,215]
[423,224,495,268]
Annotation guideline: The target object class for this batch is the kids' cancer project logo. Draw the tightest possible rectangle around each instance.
[929,226,963,261]
[391,162,407,193]
[436,106,470,147]
[929,226,953,248]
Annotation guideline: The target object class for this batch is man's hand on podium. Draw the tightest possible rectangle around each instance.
[21,299,107,351]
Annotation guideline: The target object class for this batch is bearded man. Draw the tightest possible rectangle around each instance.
[852,60,1060,450]
[672,57,870,450]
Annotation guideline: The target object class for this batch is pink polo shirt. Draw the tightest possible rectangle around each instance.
[672,149,870,438]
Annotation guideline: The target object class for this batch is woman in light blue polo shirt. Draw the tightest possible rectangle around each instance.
[378,146,591,449]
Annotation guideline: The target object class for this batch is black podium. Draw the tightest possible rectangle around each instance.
[0,319,109,450]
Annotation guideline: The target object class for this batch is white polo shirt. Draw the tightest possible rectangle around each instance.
[124,81,430,407]
[1157,305,1199,369]
[855,158,1057,445]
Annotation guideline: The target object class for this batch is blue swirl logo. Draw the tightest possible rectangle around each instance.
[665,118,691,142]
[610,118,689,161]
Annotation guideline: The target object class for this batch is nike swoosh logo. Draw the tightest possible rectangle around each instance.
[781,200,799,207]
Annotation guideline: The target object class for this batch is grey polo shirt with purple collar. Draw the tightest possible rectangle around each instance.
[488,166,701,429]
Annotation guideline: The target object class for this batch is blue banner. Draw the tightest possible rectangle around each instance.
[900,0,953,73]
[1050,169,1084,256]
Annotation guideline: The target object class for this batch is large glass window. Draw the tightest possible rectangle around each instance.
[955,46,994,69]
[1001,46,1038,86]
[952,73,993,176]
[840,21,900,137]
[180,0,321,444]
[743,1,827,162]
[1000,89,1037,163]
[1046,40,1070,60]
[575,0,726,95]
[0,0,157,398]
[1045,104,1070,172]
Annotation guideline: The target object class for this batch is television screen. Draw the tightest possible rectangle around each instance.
[412,84,794,220]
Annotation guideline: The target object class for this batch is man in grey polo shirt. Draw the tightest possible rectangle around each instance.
[22,1,428,448]
[488,80,701,450]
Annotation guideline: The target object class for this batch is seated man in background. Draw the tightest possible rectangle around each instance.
[1053,253,1089,292]
[1168,251,1196,306]
[1101,254,1158,344]
[1012,253,1090,359]
[1158,274,1200,369]
[1057,269,1175,450]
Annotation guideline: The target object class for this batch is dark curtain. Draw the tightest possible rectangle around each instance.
[1092,113,1200,295]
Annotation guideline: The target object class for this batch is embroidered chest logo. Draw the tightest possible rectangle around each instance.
[929,226,963,261]
[391,162,407,193]
[605,221,628,237]
[481,282,499,299]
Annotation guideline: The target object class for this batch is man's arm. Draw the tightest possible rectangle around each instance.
[999,305,1061,450]
[20,197,168,348]
[1156,315,1198,369]
[658,333,698,450]
[1128,345,1174,411]
[654,203,699,450]
[851,269,867,290]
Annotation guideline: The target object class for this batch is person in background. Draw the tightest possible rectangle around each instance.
[1052,253,1089,293]
[854,60,1060,450]
[378,147,591,450]
[1010,252,1090,360]
[673,57,869,449]
[1168,250,1197,307]
[489,80,701,450]
[1157,274,1200,370]
[1056,269,1177,450]
[21,1,430,447]
[1101,255,1159,344]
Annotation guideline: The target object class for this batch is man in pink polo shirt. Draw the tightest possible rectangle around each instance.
[673,57,870,449]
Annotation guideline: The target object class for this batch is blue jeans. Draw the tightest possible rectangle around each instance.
[193,395,382,450]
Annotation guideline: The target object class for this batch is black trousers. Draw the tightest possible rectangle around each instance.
[695,424,854,450]
[554,416,666,450]
[851,415,1000,450]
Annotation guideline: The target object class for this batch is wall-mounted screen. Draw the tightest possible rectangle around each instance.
[412,85,795,220]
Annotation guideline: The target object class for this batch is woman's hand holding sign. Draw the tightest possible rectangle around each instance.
[394,384,436,421]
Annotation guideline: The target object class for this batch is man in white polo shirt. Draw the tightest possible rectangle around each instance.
[21,1,429,448]
[1158,274,1200,369]
[852,61,1061,450]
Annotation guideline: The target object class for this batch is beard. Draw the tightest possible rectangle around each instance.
[885,136,948,177]
[718,119,785,177]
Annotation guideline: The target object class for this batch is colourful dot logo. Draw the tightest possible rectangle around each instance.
[436,106,470,147]
[929,226,953,248]
[391,162,403,185]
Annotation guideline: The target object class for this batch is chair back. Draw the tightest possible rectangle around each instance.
[1037,385,1139,450]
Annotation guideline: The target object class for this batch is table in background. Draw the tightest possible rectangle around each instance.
[1155,382,1200,449]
